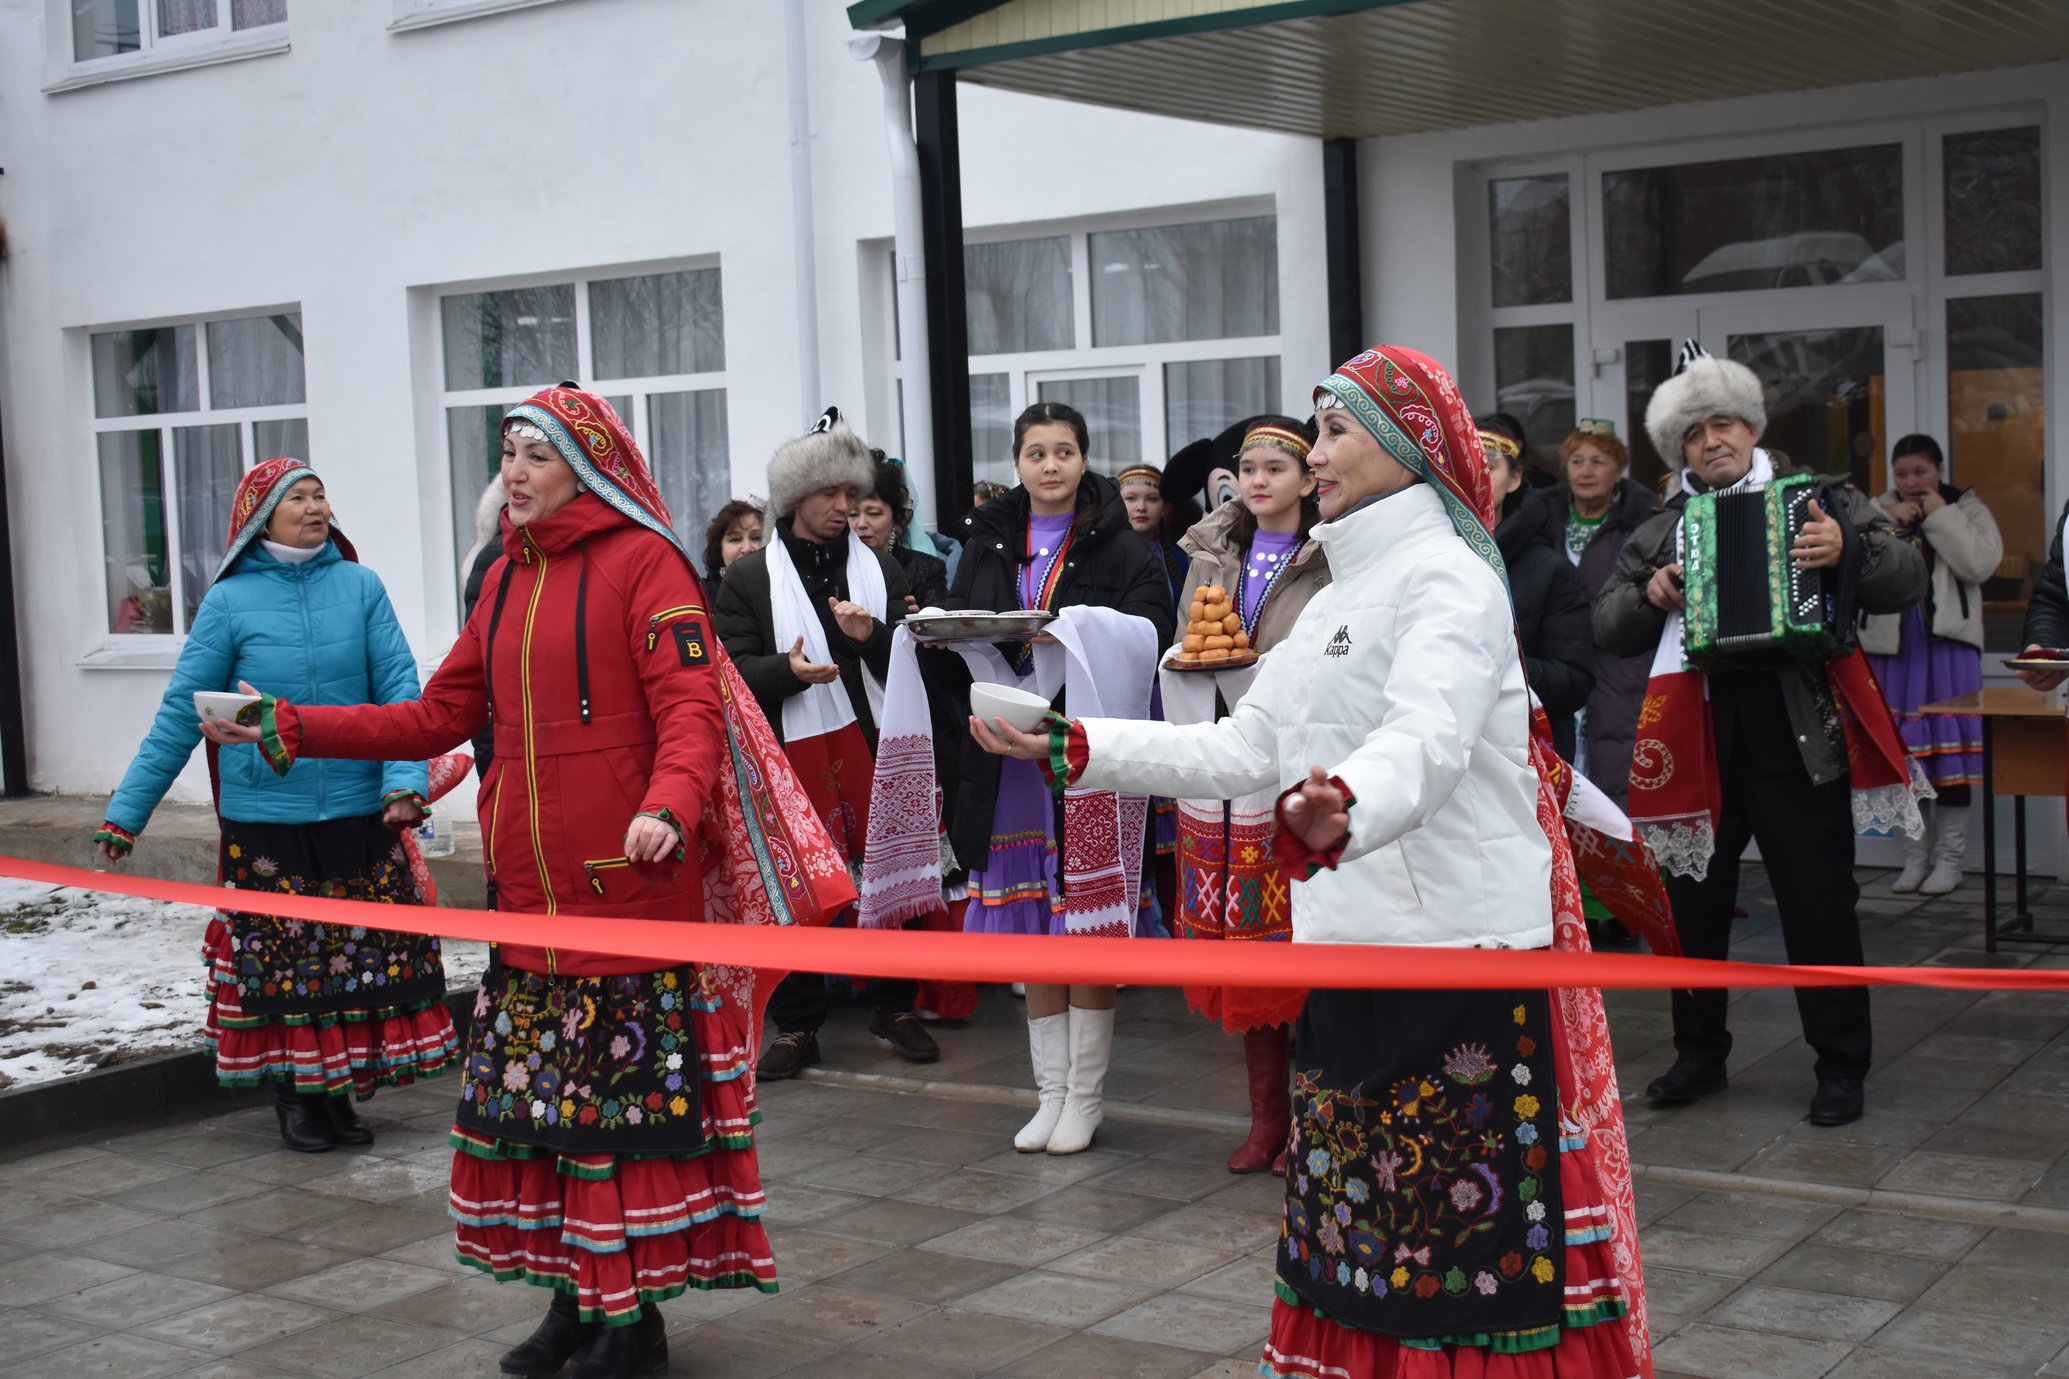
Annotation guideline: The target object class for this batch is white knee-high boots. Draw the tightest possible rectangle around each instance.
[1046,1005,1114,1155]
[1014,1013,1070,1152]
[1891,806,1933,893]
[1920,805,1970,896]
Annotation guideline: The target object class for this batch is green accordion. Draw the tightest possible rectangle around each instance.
[1681,472,1853,671]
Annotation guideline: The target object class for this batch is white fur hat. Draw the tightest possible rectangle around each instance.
[1644,341,1767,469]
[767,407,875,517]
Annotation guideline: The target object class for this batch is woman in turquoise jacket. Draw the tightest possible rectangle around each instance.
[96,458,456,1153]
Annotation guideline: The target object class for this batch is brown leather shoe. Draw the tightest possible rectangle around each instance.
[870,1010,940,1063]
[755,1029,821,1081]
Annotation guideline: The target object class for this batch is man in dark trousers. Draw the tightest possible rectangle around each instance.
[1594,345,1925,1128]
[714,409,935,1077]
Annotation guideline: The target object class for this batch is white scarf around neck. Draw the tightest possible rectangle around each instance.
[260,538,323,564]
[765,528,887,743]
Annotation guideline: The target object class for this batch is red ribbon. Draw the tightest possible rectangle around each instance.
[8,855,2063,994]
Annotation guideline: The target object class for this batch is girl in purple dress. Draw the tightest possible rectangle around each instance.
[1862,434,2004,894]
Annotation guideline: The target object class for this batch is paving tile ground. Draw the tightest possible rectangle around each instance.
[5,861,2068,1378]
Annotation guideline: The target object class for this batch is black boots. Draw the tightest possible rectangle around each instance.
[323,1094,375,1147]
[500,1291,597,1378]
[572,1306,668,1378]
[274,1090,332,1153]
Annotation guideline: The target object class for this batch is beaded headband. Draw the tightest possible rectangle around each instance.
[1239,423,1312,463]
[1115,464,1163,489]
[1476,429,1522,459]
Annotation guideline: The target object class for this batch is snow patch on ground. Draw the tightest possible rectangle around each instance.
[0,880,488,1089]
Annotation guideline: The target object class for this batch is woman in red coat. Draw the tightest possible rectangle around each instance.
[209,387,788,1379]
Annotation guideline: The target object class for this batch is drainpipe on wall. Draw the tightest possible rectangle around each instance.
[783,0,822,425]
[0,195,27,798]
[849,32,936,539]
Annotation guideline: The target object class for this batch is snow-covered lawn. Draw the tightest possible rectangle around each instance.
[0,879,488,1089]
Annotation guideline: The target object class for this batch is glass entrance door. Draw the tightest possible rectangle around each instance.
[1587,297,1917,491]
[1702,295,1919,494]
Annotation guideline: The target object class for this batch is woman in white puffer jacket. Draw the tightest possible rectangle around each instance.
[972,347,1648,1379]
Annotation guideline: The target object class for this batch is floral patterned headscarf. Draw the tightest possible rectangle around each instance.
[502,385,688,566]
[1314,345,1505,591]
[215,457,356,582]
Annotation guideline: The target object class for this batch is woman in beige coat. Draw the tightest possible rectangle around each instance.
[1863,433,2004,894]
[1165,417,1329,1173]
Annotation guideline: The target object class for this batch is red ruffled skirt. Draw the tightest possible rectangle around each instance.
[1262,998,1639,1379]
[449,969,777,1324]
[203,914,459,1098]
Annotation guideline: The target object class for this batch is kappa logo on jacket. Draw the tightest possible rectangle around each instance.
[1324,624,1352,658]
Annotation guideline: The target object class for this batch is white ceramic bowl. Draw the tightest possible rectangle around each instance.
[970,682,1053,734]
[194,690,261,726]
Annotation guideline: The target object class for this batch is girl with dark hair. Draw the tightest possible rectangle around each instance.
[1166,417,1331,1174]
[1117,463,1193,606]
[701,500,764,586]
[1865,432,2003,894]
[945,399,1174,1154]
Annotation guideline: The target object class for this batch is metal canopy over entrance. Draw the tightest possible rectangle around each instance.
[851,0,2069,139]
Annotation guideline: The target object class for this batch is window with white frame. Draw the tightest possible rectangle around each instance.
[89,311,309,636]
[68,0,286,64]
[888,210,1284,491]
[436,266,729,604]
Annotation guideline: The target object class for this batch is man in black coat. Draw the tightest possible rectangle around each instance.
[713,410,933,1077]
[1595,347,1924,1128]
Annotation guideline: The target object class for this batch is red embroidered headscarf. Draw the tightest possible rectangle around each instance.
[502,386,688,563]
[1313,345,1506,590]
[216,457,356,582]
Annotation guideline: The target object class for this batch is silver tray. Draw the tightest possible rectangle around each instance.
[906,610,1056,643]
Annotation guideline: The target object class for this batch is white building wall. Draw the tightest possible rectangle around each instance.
[0,0,1321,801]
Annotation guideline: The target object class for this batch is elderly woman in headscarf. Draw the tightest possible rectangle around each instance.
[973,348,1648,1378]
[207,389,838,1379]
[96,458,452,1155]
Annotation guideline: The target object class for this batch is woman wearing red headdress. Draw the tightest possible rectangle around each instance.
[97,459,454,1154]
[209,389,851,1379]
[973,348,1650,1377]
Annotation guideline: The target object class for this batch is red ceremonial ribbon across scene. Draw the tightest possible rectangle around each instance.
[8,856,2068,995]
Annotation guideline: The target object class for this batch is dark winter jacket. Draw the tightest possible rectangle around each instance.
[1541,479,1662,807]
[1594,458,1926,787]
[894,546,951,610]
[277,493,729,975]
[1494,489,1595,762]
[2021,500,2069,652]
[940,472,1177,865]
[711,528,911,748]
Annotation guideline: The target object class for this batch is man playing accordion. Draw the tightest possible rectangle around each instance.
[1594,344,1925,1129]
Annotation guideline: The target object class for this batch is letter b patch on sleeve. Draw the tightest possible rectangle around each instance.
[673,621,710,667]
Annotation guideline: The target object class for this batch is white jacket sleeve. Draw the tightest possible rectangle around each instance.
[1922,493,2004,586]
[1330,562,1511,864]
[1074,647,1286,800]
